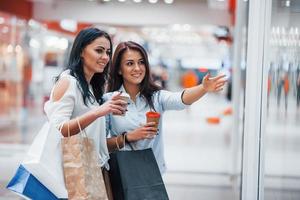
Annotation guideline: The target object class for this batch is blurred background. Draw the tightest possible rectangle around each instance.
[0,0,299,199]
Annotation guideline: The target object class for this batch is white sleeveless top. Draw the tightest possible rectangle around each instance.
[44,70,109,167]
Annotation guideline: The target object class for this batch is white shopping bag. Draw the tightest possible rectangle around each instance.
[22,122,68,198]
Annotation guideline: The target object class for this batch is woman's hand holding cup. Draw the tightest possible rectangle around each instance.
[125,122,158,142]
[111,91,129,116]
[110,91,128,115]
[96,92,127,116]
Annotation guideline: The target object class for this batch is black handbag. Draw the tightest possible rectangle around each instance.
[108,147,169,200]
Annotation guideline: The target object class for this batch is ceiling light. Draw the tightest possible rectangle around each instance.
[0,17,4,24]
[103,0,111,2]
[60,19,77,32]
[149,0,158,3]
[133,0,142,2]
[164,0,174,4]
[285,0,290,7]
[15,45,22,53]
[118,0,126,2]
[7,44,13,53]
[29,38,40,49]
[28,19,40,28]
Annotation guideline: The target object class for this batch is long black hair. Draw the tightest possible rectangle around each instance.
[58,27,112,106]
[107,41,161,110]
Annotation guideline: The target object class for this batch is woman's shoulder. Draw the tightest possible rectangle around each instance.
[57,70,78,87]
[59,70,77,81]
[153,89,166,97]
[52,70,79,96]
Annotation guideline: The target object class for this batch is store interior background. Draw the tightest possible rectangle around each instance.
[0,0,299,199]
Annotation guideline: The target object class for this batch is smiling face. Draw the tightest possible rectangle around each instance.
[119,49,146,89]
[81,36,111,78]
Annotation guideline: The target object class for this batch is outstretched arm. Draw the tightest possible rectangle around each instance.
[182,73,227,105]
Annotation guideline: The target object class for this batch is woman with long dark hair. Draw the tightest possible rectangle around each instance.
[105,41,226,174]
[44,27,127,169]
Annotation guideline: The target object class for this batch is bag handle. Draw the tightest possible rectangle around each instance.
[76,118,93,163]
[76,117,88,138]
[127,142,135,151]
[58,121,69,137]
[67,122,70,137]
[59,118,88,138]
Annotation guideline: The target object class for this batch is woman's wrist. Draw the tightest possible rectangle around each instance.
[200,84,208,93]
[124,131,134,142]
[92,108,101,118]
[93,106,108,118]
[121,132,128,143]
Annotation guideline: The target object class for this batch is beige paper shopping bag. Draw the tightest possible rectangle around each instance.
[61,118,108,200]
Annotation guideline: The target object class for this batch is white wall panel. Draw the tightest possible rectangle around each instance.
[33,1,230,26]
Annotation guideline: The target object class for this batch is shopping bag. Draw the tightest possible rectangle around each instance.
[61,118,108,200]
[109,148,169,200]
[6,165,58,200]
[22,122,68,198]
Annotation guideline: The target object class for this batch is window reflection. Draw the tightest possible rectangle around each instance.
[264,0,300,198]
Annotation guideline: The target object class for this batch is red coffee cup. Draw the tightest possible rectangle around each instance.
[146,111,160,128]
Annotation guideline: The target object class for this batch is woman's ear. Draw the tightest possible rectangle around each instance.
[80,51,84,60]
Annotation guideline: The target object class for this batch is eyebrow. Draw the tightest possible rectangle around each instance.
[125,59,134,62]
[125,58,144,62]
[96,45,111,51]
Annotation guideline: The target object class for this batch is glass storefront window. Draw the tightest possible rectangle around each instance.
[264,0,300,199]
[0,12,24,124]
[0,12,71,144]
